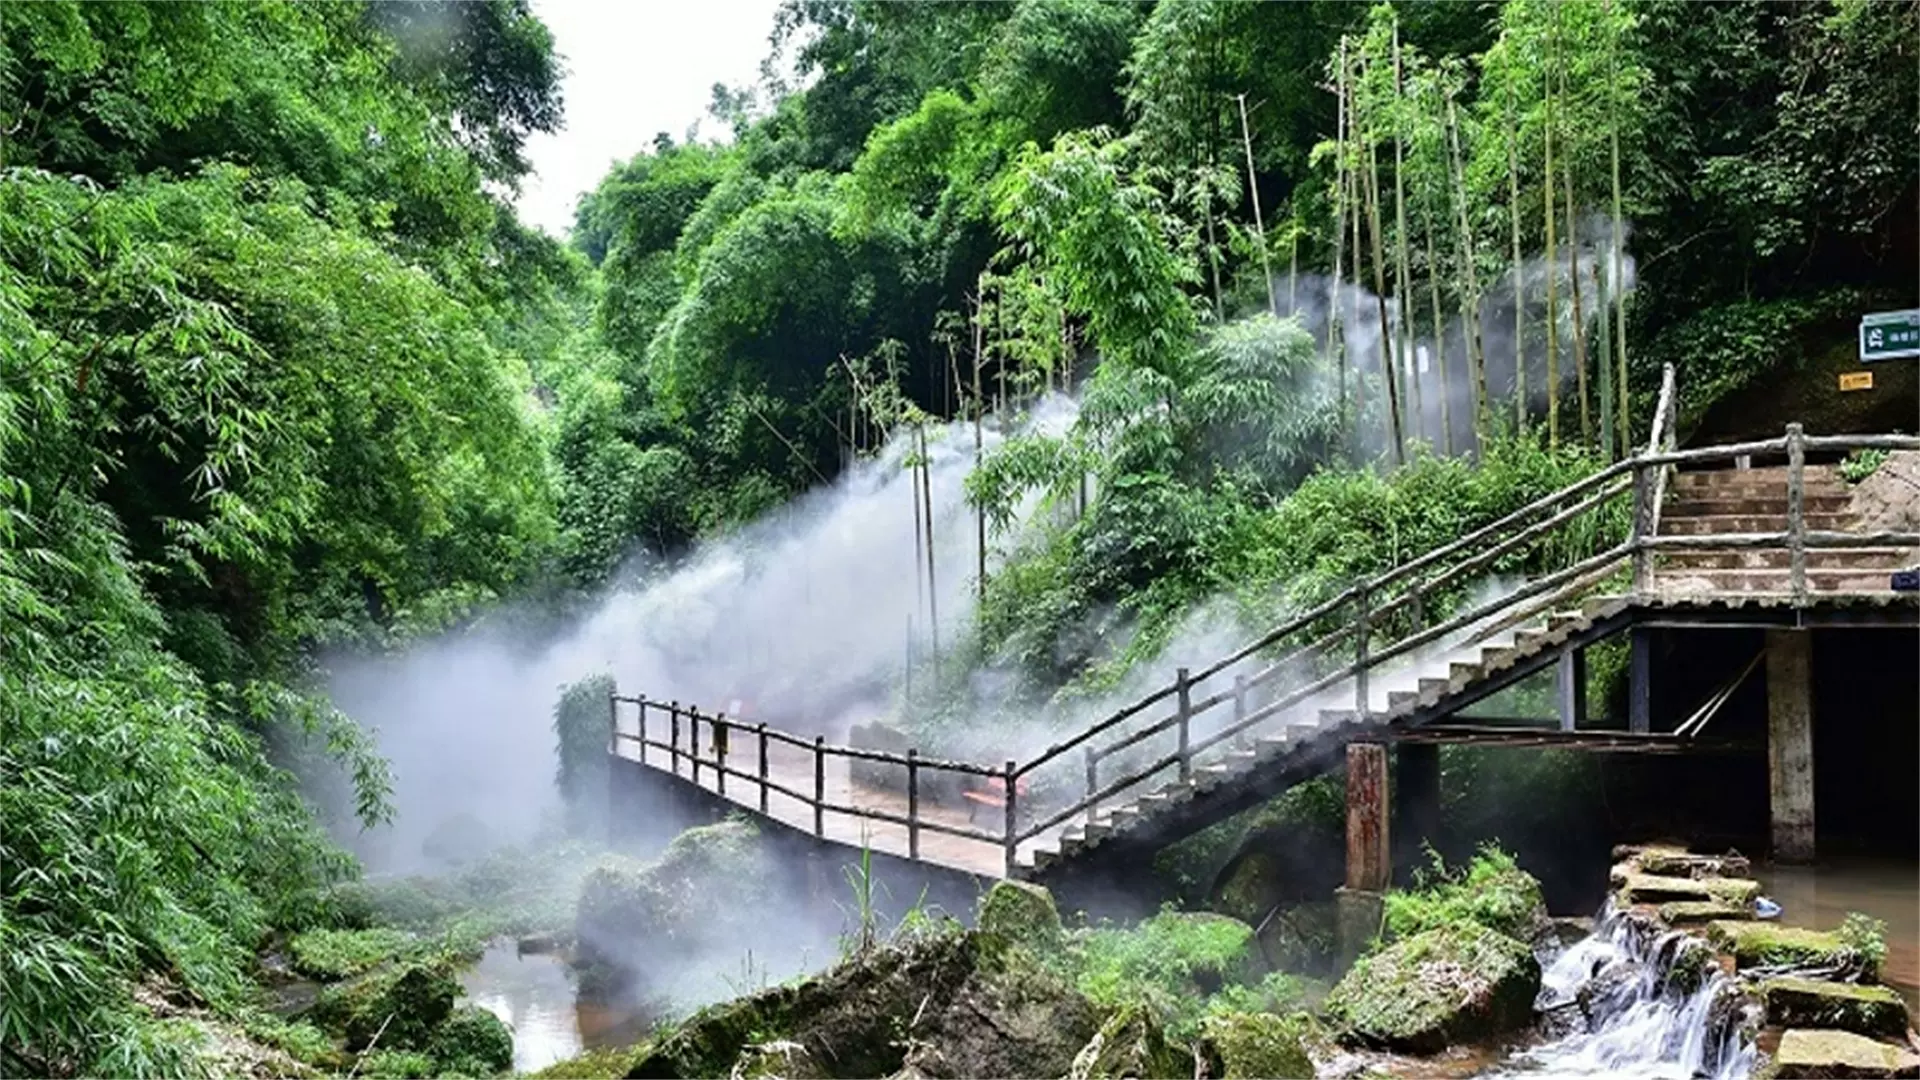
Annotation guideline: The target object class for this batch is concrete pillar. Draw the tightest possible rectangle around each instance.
[1557,648,1588,731]
[1629,629,1653,733]
[1766,629,1815,863]
[1393,742,1441,872]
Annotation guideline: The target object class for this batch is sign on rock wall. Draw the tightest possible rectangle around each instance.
[1858,309,1920,362]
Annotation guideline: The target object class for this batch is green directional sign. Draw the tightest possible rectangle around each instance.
[1859,309,1920,361]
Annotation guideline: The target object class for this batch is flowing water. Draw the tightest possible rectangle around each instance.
[1492,904,1758,1079]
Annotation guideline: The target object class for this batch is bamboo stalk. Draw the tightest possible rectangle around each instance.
[918,424,938,667]
[1392,22,1420,446]
[1332,39,1350,409]
[1607,0,1631,449]
[1445,89,1488,445]
[1506,64,1525,433]
[1566,163,1591,447]
[1422,175,1451,455]
[1362,50,1405,464]
[973,282,986,603]
[1236,93,1278,316]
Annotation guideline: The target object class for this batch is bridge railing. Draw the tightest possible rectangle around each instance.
[616,373,1919,876]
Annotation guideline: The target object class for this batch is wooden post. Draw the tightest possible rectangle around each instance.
[714,715,727,796]
[1232,674,1247,747]
[907,749,920,861]
[1630,462,1654,593]
[1556,648,1588,732]
[1354,588,1371,716]
[669,702,680,776]
[1345,742,1390,892]
[1408,585,1425,632]
[1084,747,1097,824]
[1629,629,1652,734]
[814,736,826,837]
[1786,423,1807,606]
[689,707,701,786]
[636,695,648,766]
[1003,760,1018,879]
[607,693,619,755]
[758,723,770,815]
[1176,667,1192,782]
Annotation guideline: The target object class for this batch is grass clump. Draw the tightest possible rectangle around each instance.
[288,927,420,980]
[1381,844,1545,943]
[1837,912,1888,973]
[531,1046,649,1078]
[1073,908,1262,1039]
[358,1049,438,1078]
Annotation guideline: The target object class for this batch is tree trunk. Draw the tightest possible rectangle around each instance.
[1446,90,1487,447]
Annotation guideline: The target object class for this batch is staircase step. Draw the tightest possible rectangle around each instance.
[1418,677,1451,701]
[1482,645,1520,669]
[1450,661,1483,684]
[1668,493,1852,516]
[1515,629,1550,652]
[1660,512,1855,535]
[1660,547,1914,571]
[1030,847,1056,872]
[1657,568,1903,593]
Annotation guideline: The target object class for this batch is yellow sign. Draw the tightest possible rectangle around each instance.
[1839,371,1874,392]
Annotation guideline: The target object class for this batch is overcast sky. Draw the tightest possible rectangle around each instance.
[513,0,785,237]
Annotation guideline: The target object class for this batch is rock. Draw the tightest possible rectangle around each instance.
[1618,873,1761,907]
[1659,900,1754,925]
[1324,922,1541,1054]
[1636,850,1752,879]
[1708,922,1872,976]
[734,1040,825,1079]
[426,1006,514,1076]
[977,880,1064,953]
[1066,1004,1186,1080]
[308,962,458,1052]
[1576,958,1645,1024]
[629,901,1100,1080]
[1256,901,1338,976]
[1772,1029,1920,1078]
[1760,978,1911,1037]
[1198,1011,1316,1080]
[574,820,778,995]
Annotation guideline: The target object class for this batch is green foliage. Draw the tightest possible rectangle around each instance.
[358,1049,439,1079]
[1837,912,1889,974]
[553,675,617,834]
[1380,845,1547,943]
[424,1006,514,1077]
[1838,448,1888,485]
[1072,908,1261,1039]
[288,928,421,981]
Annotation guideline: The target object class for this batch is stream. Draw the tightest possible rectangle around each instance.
[457,858,1917,1077]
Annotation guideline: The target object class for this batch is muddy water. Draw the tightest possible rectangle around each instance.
[459,943,652,1073]
[1751,856,1920,1012]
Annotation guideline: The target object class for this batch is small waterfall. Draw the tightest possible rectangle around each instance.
[1496,903,1759,1079]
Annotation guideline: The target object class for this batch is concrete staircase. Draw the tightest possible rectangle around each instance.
[1023,595,1634,875]
[1656,464,1911,594]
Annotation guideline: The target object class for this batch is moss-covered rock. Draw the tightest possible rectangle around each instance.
[1760,978,1911,1037]
[574,819,778,996]
[1635,851,1752,879]
[1770,1028,1920,1079]
[1708,922,1873,976]
[531,1046,647,1079]
[1064,1004,1186,1080]
[426,1006,514,1076]
[1324,922,1540,1053]
[1658,900,1753,925]
[1617,873,1761,907]
[1199,1011,1315,1080]
[628,916,1100,1080]
[308,963,458,1051]
[978,880,1064,953]
[1381,848,1547,943]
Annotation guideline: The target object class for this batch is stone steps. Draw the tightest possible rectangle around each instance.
[1668,493,1853,517]
[1660,547,1914,571]
[1660,511,1856,535]
[1657,568,1903,593]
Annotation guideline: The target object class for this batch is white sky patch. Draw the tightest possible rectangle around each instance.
[514,0,785,238]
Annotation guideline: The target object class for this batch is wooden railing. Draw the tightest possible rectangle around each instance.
[612,370,1919,877]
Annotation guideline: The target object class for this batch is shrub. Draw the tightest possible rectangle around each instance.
[1073,908,1262,1039]
[288,928,420,981]
[1381,845,1546,943]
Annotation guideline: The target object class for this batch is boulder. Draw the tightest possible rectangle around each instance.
[977,880,1064,953]
[308,962,458,1052]
[426,1006,514,1076]
[1255,901,1338,976]
[1323,922,1540,1053]
[1760,978,1911,1037]
[1198,1011,1315,1080]
[574,819,778,996]
[1771,1029,1920,1079]
[1065,1005,1186,1080]
[1708,922,1872,976]
[1636,850,1752,879]
[628,899,1100,1080]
